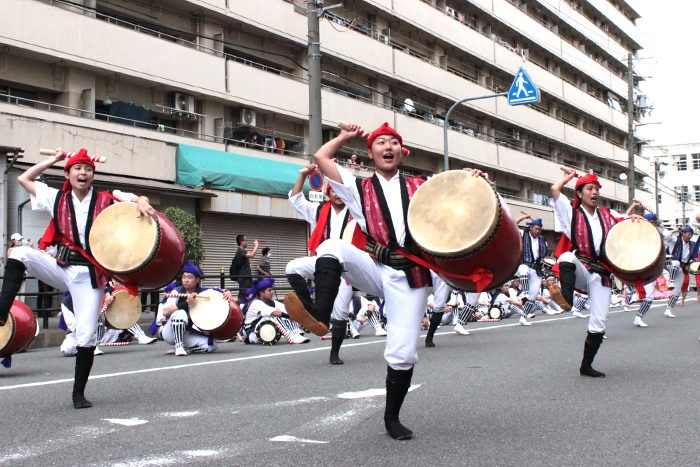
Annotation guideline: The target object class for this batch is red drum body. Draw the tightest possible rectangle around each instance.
[188,289,243,340]
[602,219,665,285]
[0,301,38,357]
[407,171,522,292]
[89,203,185,289]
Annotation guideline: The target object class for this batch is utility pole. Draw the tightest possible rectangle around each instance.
[654,160,660,219]
[307,0,323,160]
[626,53,635,204]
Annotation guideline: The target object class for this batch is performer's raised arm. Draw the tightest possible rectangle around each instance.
[290,163,317,197]
[17,152,64,197]
[550,168,577,201]
[313,124,360,183]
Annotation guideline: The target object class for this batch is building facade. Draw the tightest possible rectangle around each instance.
[1,0,646,283]
[642,143,700,228]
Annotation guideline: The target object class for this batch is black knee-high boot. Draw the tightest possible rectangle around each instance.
[559,262,576,311]
[312,257,342,325]
[0,259,26,326]
[424,312,443,348]
[73,346,96,408]
[329,319,346,365]
[286,273,313,311]
[385,366,414,440]
[580,331,605,378]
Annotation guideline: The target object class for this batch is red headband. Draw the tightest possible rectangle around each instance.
[62,148,95,192]
[366,122,403,149]
[575,173,601,191]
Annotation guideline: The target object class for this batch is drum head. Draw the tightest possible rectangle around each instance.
[0,315,16,352]
[407,171,499,256]
[188,289,230,331]
[257,321,280,345]
[604,220,663,274]
[89,203,161,274]
[104,288,142,329]
[488,307,502,320]
[689,262,700,274]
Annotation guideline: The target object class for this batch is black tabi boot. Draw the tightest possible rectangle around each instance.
[558,262,576,311]
[284,257,342,336]
[0,259,26,326]
[580,331,606,378]
[384,366,414,440]
[424,311,443,348]
[329,319,346,365]
[73,346,96,409]
[286,273,313,311]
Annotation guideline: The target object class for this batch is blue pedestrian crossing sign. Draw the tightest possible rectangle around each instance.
[507,67,540,106]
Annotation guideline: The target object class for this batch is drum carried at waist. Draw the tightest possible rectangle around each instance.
[407,170,522,292]
[602,219,665,285]
[0,301,37,357]
[104,286,141,330]
[688,261,700,275]
[89,203,185,289]
[188,289,243,340]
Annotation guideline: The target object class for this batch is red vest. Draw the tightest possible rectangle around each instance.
[571,206,614,263]
[356,173,430,288]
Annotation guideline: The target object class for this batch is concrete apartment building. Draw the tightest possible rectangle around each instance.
[642,143,700,228]
[0,0,647,280]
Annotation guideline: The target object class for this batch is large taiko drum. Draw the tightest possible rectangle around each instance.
[89,203,185,289]
[0,301,38,357]
[602,219,665,285]
[104,287,142,330]
[407,170,522,292]
[188,289,243,340]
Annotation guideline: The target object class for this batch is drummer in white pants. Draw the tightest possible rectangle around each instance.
[515,214,547,322]
[662,225,698,318]
[158,262,230,356]
[286,164,354,364]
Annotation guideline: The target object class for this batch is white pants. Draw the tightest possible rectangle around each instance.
[430,271,450,311]
[558,252,611,333]
[317,239,428,370]
[10,246,103,347]
[667,260,684,300]
[160,309,217,352]
[286,255,354,321]
[517,264,542,300]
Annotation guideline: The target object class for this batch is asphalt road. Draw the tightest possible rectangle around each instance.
[1,298,698,466]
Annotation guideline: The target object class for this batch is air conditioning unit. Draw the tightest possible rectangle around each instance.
[445,7,458,20]
[239,108,256,127]
[172,93,194,113]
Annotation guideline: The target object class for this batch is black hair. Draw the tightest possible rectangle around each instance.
[262,247,270,256]
[236,234,245,245]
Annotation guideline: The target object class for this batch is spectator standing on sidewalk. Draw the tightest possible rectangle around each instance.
[230,234,258,302]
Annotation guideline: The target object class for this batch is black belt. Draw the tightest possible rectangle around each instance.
[56,245,91,267]
[364,238,416,270]
[578,257,610,278]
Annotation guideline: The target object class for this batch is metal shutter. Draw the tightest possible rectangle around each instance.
[199,213,309,291]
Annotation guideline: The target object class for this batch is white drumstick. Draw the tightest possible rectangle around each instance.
[40,148,107,163]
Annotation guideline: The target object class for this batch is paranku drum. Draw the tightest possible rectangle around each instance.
[0,301,38,357]
[602,219,665,285]
[688,261,700,275]
[407,171,522,291]
[104,287,141,330]
[89,203,185,289]
[188,289,243,340]
[256,320,281,345]
[488,305,502,320]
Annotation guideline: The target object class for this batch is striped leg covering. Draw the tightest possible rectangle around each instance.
[457,304,478,325]
[574,296,588,311]
[172,319,186,348]
[636,299,653,318]
[547,300,562,313]
[523,300,536,317]
[273,317,295,344]
[96,315,106,343]
[668,295,679,310]
[669,265,678,282]
[367,312,382,330]
[518,274,529,296]
[625,285,635,306]
[128,323,147,339]
[507,303,525,318]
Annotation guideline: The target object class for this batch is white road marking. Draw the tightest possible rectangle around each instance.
[102,418,149,426]
[336,383,420,400]
[0,298,694,393]
[270,435,327,444]
[162,411,200,418]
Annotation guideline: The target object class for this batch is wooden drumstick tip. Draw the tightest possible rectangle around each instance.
[337,121,351,131]
[559,166,574,175]
[39,148,60,156]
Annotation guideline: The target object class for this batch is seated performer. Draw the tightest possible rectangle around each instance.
[284,121,489,440]
[351,294,387,337]
[662,225,698,318]
[551,170,639,378]
[157,261,232,356]
[515,214,547,323]
[287,164,354,363]
[0,148,155,409]
[491,281,528,319]
[243,278,309,345]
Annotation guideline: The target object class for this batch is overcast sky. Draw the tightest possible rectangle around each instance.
[634,2,699,146]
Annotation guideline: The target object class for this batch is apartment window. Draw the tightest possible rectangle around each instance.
[674,154,687,171]
[693,153,700,170]
[695,185,700,202]
[675,186,689,202]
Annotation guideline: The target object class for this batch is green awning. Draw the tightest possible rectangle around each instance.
[176,144,310,196]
